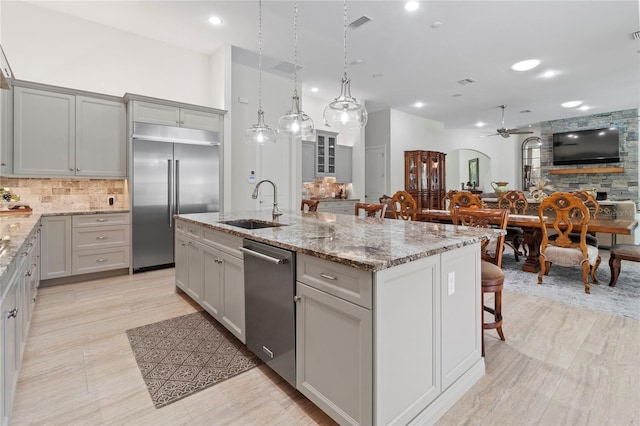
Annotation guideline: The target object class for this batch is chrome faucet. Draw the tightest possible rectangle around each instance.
[251,179,282,219]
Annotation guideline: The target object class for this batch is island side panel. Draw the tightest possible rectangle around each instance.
[374,254,441,425]
[440,243,482,389]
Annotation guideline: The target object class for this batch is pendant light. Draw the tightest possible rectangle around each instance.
[323,0,367,130]
[245,0,277,145]
[278,0,315,140]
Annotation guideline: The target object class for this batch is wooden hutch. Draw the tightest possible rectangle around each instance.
[404,150,446,210]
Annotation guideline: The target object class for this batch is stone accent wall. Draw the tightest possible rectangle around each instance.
[0,177,129,212]
[539,108,638,206]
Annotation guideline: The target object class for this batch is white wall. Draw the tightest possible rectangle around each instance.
[388,109,444,193]
[1,1,223,109]
[365,110,391,195]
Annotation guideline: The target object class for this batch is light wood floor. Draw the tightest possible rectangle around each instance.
[9,268,640,425]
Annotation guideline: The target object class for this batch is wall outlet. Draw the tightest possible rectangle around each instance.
[447,271,455,296]
[248,170,256,184]
[108,196,115,206]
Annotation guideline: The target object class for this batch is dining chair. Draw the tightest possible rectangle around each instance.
[300,199,319,212]
[452,207,509,357]
[440,189,458,210]
[447,191,485,213]
[378,194,394,218]
[390,190,417,221]
[497,190,528,261]
[354,202,387,218]
[538,192,601,294]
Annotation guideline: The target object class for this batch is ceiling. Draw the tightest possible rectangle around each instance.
[25,0,640,132]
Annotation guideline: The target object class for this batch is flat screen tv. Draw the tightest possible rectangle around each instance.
[552,128,620,165]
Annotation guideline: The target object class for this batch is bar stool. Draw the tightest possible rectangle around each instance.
[301,199,319,212]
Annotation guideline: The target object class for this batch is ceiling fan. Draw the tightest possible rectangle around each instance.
[481,105,534,138]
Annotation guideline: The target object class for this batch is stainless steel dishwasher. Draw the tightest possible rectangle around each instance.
[240,239,296,387]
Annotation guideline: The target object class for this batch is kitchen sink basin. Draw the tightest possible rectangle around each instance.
[219,219,287,230]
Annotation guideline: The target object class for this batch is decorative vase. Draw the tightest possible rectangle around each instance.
[491,181,509,198]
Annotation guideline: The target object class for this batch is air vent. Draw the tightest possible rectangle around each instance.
[273,61,302,74]
[457,78,477,85]
[349,15,373,29]
[632,31,640,40]
[520,109,532,113]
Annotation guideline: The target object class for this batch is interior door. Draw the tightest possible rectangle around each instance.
[174,143,220,214]
[132,139,174,269]
[365,146,386,202]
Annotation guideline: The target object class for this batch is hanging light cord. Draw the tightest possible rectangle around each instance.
[342,0,348,80]
[293,0,299,97]
[258,0,264,113]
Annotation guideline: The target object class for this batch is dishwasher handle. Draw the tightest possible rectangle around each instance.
[239,246,287,265]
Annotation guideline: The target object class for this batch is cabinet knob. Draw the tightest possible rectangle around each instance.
[293,295,301,303]
[96,258,108,263]
[69,168,74,171]
[76,168,80,172]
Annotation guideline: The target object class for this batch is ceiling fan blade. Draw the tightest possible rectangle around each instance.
[479,133,499,138]
[508,130,534,134]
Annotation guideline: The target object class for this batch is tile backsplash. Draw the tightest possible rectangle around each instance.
[0,177,129,212]
[303,177,348,199]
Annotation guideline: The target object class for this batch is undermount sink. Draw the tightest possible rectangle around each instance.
[219,219,287,230]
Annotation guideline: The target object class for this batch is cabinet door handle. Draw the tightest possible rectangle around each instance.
[96,258,108,263]
[319,272,337,281]
[96,218,108,222]
[96,236,108,240]
[7,308,18,319]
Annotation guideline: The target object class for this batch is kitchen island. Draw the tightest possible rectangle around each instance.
[174,210,502,426]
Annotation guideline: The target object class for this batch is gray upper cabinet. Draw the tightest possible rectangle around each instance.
[13,85,126,178]
[336,145,352,183]
[301,140,315,183]
[75,96,126,177]
[132,101,219,132]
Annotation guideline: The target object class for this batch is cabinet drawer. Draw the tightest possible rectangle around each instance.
[72,247,130,275]
[202,228,242,258]
[297,254,372,309]
[72,213,129,227]
[72,225,129,250]
[175,220,186,234]
[185,223,202,240]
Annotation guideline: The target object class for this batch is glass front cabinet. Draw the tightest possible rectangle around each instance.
[315,131,338,176]
[404,150,446,210]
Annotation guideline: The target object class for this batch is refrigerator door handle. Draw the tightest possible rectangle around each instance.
[168,159,173,227]
[175,159,181,215]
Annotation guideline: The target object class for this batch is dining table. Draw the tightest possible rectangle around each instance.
[417,209,639,272]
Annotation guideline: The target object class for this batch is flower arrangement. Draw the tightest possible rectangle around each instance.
[529,178,554,201]
[0,187,20,202]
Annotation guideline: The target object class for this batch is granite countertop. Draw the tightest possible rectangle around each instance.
[310,198,360,202]
[177,210,501,272]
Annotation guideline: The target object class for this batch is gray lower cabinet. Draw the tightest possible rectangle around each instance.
[2,224,40,425]
[40,215,72,280]
[317,199,359,215]
[40,213,130,282]
[174,220,245,343]
[13,85,126,178]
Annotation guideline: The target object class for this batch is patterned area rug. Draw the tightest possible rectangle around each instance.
[126,311,262,408]
[502,250,640,320]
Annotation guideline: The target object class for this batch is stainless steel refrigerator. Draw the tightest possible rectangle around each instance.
[132,122,220,271]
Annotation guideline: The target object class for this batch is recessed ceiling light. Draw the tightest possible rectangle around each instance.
[414,101,425,108]
[475,122,486,127]
[208,16,222,25]
[511,59,540,71]
[542,70,556,78]
[311,87,319,93]
[431,21,443,29]
[350,59,364,66]
[405,1,419,12]
[579,105,591,111]
[561,100,583,108]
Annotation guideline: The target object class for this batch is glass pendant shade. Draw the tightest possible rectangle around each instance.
[278,95,315,140]
[245,110,277,145]
[323,76,367,130]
